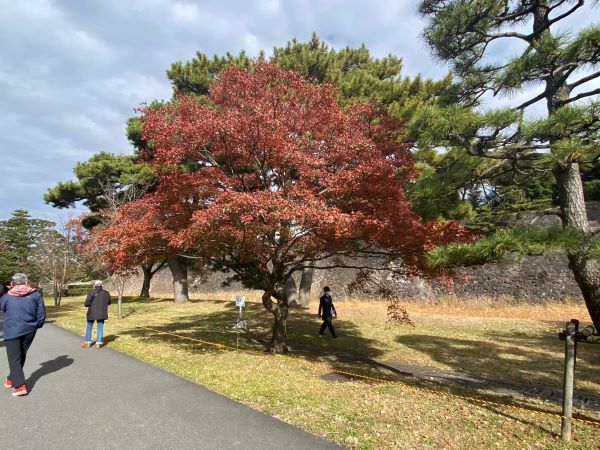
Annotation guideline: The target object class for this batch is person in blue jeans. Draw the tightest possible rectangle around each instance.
[0,273,46,397]
[83,280,111,349]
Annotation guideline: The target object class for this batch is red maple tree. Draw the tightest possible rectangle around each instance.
[101,63,473,352]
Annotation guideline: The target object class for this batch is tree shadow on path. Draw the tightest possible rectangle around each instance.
[27,355,74,392]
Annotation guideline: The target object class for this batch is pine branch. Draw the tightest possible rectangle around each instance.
[427,226,582,270]
[549,0,585,25]
[568,70,600,90]
[558,87,600,106]
[548,0,570,12]
[483,31,532,43]
[494,5,535,23]
[516,90,548,110]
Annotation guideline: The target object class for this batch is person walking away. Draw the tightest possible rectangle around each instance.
[1,273,46,396]
[83,280,111,349]
[318,286,337,338]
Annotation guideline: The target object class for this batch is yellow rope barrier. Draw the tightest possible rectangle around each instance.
[48,304,600,429]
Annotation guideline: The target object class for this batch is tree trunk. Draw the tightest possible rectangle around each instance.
[567,255,600,333]
[118,277,126,320]
[53,281,59,306]
[167,255,189,304]
[262,290,289,353]
[298,267,314,307]
[140,265,152,298]
[554,162,600,331]
[118,291,123,320]
[285,276,298,307]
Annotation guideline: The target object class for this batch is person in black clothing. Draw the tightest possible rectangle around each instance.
[82,280,111,349]
[318,286,337,338]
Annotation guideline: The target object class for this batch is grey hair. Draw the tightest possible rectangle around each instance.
[11,273,28,285]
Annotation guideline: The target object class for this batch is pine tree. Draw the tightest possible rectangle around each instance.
[417,0,600,330]
[0,210,54,284]
[44,152,154,216]
[167,33,453,119]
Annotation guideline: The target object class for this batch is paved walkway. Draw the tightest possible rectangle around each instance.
[0,321,340,450]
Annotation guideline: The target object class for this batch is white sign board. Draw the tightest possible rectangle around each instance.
[235,296,246,307]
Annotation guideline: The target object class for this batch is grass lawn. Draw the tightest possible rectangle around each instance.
[47,294,600,449]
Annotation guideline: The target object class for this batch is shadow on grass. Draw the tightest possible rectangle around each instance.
[395,330,600,394]
[45,297,600,435]
[102,335,119,346]
[117,300,388,360]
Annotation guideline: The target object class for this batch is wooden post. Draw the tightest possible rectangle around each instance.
[561,319,578,441]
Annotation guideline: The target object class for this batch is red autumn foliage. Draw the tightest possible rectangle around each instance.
[98,63,474,351]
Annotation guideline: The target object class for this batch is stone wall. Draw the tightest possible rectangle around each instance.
[117,202,600,303]
[118,253,582,303]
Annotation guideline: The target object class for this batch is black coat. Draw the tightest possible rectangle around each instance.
[318,294,336,321]
[85,287,111,321]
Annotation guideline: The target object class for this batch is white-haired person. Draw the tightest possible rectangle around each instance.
[82,280,111,349]
[0,273,46,396]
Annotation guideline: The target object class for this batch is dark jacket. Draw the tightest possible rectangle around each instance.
[318,294,336,321]
[85,287,111,321]
[0,288,46,340]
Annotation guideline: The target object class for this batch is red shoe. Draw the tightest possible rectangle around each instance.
[12,385,28,396]
[3,378,13,389]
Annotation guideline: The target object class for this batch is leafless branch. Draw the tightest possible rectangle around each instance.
[516,90,548,110]
[549,0,584,25]
[558,87,600,106]
[567,70,600,90]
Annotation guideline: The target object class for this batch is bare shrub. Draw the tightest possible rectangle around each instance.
[386,298,415,327]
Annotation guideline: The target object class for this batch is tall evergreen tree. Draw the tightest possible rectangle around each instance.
[44,152,153,216]
[0,210,54,284]
[44,152,158,296]
[416,0,600,330]
[167,33,454,119]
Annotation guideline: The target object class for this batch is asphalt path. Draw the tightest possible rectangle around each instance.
[0,320,341,449]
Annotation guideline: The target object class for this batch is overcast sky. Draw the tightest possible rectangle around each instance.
[1,0,598,221]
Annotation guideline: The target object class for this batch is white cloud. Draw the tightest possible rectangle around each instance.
[242,32,262,55]
[98,74,172,105]
[171,1,201,24]
[258,0,282,15]
[0,0,598,220]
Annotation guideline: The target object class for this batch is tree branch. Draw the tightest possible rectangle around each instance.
[567,70,600,90]
[558,87,600,105]
[494,5,535,23]
[515,89,548,110]
[484,31,532,43]
[549,0,584,25]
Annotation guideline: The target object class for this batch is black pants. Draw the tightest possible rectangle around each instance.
[5,331,37,388]
[319,319,336,337]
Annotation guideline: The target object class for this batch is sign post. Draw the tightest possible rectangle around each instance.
[233,296,247,351]
[561,319,578,441]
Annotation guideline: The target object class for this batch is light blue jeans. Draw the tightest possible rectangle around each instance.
[85,320,104,344]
